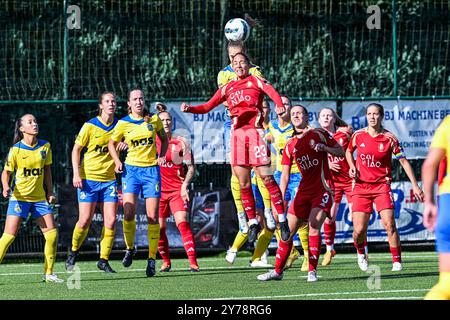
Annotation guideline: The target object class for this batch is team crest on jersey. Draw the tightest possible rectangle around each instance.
[378,143,384,151]
[40,151,47,160]
[309,139,315,148]
[123,182,127,190]
[14,204,22,213]
[339,138,344,145]
[79,191,86,200]
[247,81,253,88]
[147,124,153,131]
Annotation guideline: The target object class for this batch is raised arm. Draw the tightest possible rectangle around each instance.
[181,86,226,114]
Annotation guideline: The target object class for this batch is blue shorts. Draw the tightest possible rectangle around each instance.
[7,200,52,219]
[122,164,161,198]
[251,171,264,210]
[274,171,301,203]
[436,193,450,253]
[78,179,118,203]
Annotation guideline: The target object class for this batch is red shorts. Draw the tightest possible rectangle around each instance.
[288,190,333,220]
[334,181,353,204]
[159,190,189,218]
[351,182,394,213]
[230,127,271,167]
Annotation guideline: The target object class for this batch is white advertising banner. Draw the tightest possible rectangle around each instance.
[160,100,336,163]
[342,99,450,159]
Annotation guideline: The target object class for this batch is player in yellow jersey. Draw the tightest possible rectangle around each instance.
[66,92,127,273]
[108,88,168,277]
[0,114,63,283]
[266,96,310,272]
[423,115,450,300]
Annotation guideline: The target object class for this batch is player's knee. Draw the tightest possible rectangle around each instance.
[77,219,91,229]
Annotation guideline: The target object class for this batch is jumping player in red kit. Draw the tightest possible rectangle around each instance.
[156,105,199,272]
[257,105,344,282]
[181,52,290,243]
[346,103,423,272]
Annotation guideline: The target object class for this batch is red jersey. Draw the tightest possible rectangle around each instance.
[328,127,352,184]
[347,128,406,184]
[282,128,337,195]
[187,75,283,130]
[157,136,191,192]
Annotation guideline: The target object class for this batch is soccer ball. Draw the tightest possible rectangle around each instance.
[224,18,250,42]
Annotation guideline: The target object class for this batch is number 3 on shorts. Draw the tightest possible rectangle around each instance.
[320,192,330,207]
[254,145,267,159]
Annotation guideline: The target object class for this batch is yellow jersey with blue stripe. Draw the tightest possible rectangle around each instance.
[4,139,52,202]
[217,63,264,88]
[266,120,300,174]
[431,115,450,194]
[75,116,118,182]
[111,114,163,167]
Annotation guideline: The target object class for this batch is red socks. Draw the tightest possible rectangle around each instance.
[354,240,366,255]
[262,178,285,216]
[158,227,170,264]
[308,235,321,272]
[390,246,402,263]
[274,239,293,274]
[324,222,336,247]
[178,222,198,266]
[240,185,256,220]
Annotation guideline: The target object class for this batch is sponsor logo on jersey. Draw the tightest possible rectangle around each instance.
[94,145,109,153]
[131,137,153,147]
[360,142,366,148]
[23,167,43,177]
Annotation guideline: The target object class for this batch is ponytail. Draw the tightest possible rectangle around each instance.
[12,118,23,145]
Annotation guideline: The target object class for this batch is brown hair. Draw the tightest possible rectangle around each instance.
[13,114,36,145]
[127,88,152,123]
[319,107,348,128]
[291,105,309,135]
[366,103,385,118]
[98,91,117,116]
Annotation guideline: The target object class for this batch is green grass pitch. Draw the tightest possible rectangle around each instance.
[0,251,438,300]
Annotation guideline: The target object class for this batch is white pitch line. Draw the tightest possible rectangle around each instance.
[0,265,287,277]
[208,289,429,300]
[324,296,423,300]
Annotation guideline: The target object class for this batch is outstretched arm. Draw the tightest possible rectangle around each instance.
[181,86,226,114]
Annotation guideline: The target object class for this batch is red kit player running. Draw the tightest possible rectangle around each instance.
[156,106,199,272]
[257,105,344,282]
[181,52,290,243]
[346,103,424,272]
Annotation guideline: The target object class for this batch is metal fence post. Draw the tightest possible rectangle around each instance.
[392,0,398,96]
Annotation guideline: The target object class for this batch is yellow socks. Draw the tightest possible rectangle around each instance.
[425,272,450,300]
[298,223,309,254]
[43,229,58,275]
[0,233,15,264]
[71,224,89,252]
[231,231,248,252]
[256,176,271,211]
[123,219,137,250]
[231,175,244,214]
[147,224,160,259]
[100,227,115,260]
[252,228,274,261]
